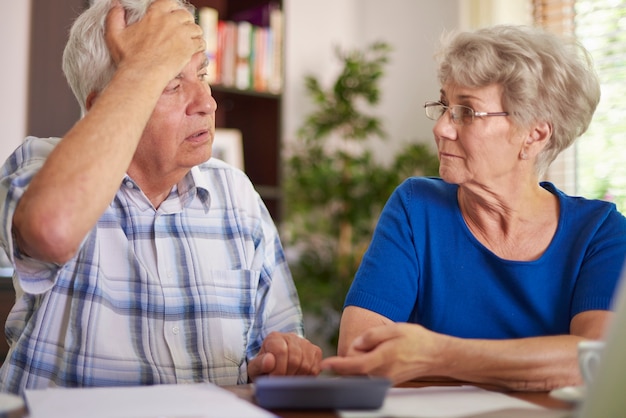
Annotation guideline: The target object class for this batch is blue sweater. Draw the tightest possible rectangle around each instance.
[345,177,626,339]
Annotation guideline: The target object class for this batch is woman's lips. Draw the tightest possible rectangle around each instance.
[439,151,460,159]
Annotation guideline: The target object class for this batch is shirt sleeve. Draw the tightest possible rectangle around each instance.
[344,180,421,321]
[569,203,626,317]
[0,137,63,294]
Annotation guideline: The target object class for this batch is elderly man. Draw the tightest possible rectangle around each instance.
[0,0,320,395]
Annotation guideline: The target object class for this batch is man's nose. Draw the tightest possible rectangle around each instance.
[188,84,217,115]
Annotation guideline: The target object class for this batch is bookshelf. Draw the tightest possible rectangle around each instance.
[191,0,284,221]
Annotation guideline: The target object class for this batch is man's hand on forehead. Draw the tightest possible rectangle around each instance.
[104,0,205,74]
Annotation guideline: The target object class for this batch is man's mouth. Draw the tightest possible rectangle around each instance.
[187,130,209,141]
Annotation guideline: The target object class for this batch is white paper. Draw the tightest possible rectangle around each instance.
[25,383,276,418]
[340,385,548,418]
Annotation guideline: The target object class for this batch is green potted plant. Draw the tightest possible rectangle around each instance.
[282,41,439,353]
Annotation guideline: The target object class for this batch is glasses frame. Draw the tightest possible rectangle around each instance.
[424,101,509,126]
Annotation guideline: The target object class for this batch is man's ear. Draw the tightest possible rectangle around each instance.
[85,91,99,111]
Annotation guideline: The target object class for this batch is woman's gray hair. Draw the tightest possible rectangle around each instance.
[435,25,600,177]
[62,0,193,116]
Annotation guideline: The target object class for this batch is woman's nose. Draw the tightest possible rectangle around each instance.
[433,112,458,141]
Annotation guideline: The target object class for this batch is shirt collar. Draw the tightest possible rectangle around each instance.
[188,166,211,209]
[121,167,211,212]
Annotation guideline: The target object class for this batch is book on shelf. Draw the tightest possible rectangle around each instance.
[198,3,283,94]
[268,6,283,93]
[253,26,268,92]
[219,20,238,88]
[198,7,219,84]
[236,21,253,90]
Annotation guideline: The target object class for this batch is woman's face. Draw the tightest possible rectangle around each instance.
[433,83,526,189]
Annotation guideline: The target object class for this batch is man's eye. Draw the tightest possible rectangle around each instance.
[199,72,209,83]
[165,83,181,93]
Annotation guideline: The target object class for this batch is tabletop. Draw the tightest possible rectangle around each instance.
[226,379,576,418]
[2,379,575,418]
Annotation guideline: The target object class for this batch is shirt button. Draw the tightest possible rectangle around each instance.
[125,181,134,189]
[172,326,180,335]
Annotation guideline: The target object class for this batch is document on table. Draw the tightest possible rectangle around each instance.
[340,385,568,418]
[25,383,276,418]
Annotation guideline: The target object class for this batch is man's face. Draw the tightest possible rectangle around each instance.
[130,51,217,181]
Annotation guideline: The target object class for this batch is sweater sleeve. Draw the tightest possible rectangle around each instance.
[344,179,421,321]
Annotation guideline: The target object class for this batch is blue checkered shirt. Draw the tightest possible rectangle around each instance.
[0,137,303,395]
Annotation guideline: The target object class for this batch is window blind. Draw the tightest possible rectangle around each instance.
[532,0,577,194]
[533,0,575,34]
[533,0,626,211]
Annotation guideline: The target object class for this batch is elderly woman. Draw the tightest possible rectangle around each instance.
[320,25,626,391]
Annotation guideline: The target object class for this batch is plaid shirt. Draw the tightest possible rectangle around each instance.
[0,137,303,395]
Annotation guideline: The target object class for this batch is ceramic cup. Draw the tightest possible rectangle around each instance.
[578,340,605,386]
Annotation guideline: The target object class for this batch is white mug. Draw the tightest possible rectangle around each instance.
[578,340,605,386]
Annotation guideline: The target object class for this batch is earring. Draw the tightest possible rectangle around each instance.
[520,150,528,160]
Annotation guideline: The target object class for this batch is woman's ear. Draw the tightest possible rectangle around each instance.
[519,121,552,161]
[530,121,552,146]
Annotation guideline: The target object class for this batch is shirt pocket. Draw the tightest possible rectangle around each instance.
[199,269,259,366]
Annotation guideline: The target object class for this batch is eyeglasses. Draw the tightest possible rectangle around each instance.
[424,101,509,126]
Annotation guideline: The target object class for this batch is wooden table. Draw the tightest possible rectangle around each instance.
[226,380,576,418]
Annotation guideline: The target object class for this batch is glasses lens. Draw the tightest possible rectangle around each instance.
[450,105,474,126]
[425,103,445,120]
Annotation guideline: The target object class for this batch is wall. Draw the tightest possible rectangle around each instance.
[0,1,31,165]
[359,0,460,163]
[461,0,532,29]
[283,0,460,165]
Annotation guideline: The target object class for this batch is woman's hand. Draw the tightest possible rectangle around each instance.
[321,323,446,384]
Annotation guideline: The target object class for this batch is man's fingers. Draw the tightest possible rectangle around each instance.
[295,338,322,375]
[248,352,276,381]
[104,2,127,64]
[264,333,290,375]
[258,333,322,376]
